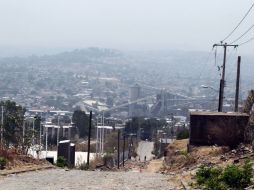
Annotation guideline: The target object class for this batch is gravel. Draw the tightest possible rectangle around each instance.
[0,169,176,190]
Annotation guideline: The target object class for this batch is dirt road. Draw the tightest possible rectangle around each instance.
[0,169,176,190]
[146,159,164,173]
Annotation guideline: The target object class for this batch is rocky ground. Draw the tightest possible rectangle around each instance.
[0,141,180,190]
[161,139,254,189]
[0,169,176,190]
[1,139,254,189]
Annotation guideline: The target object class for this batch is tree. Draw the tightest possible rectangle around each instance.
[72,110,90,138]
[125,117,167,141]
[124,117,141,134]
[176,127,189,140]
[0,100,26,147]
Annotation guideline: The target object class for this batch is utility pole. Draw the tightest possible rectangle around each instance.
[117,129,120,169]
[100,116,104,155]
[122,134,125,167]
[22,119,25,145]
[213,43,238,112]
[45,126,48,158]
[235,56,241,112]
[87,111,92,167]
[95,116,99,157]
[218,79,224,112]
[32,117,35,157]
[102,111,105,154]
[39,114,42,153]
[137,118,140,141]
[57,114,60,147]
[1,105,3,145]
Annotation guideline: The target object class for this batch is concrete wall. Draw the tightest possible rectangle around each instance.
[189,112,249,148]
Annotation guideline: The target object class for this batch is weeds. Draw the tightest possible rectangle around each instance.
[196,160,253,189]
[176,128,189,140]
[0,157,7,170]
[79,162,89,170]
[56,156,68,168]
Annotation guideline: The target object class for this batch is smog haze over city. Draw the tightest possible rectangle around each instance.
[1,1,254,189]
[0,0,253,116]
[0,0,254,55]
[0,0,254,116]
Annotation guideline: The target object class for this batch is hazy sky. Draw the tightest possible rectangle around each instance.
[0,0,254,55]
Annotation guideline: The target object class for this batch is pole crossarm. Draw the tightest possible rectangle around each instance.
[212,43,238,112]
[213,43,238,48]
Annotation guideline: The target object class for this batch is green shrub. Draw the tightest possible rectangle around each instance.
[176,128,189,140]
[205,179,228,190]
[0,157,7,170]
[196,165,225,188]
[179,150,188,157]
[56,156,68,168]
[242,160,253,187]
[196,160,253,189]
[223,164,242,188]
[79,162,89,170]
[223,160,252,189]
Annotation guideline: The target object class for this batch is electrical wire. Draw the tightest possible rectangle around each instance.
[214,46,217,66]
[229,24,254,44]
[225,48,238,82]
[238,37,254,46]
[222,2,254,42]
[197,48,214,80]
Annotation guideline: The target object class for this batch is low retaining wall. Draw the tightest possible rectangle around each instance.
[189,112,249,147]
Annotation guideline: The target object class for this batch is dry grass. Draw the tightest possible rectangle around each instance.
[0,146,49,170]
[89,156,104,170]
[163,140,254,189]
[164,139,229,172]
[191,145,229,157]
[168,139,188,151]
[75,143,96,152]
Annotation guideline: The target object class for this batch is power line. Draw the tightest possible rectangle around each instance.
[222,2,254,42]
[197,48,215,80]
[230,24,254,44]
[225,48,238,82]
[239,37,254,46]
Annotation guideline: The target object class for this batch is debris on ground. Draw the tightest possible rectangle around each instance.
[161,139,254,189]
[0,147,52,174]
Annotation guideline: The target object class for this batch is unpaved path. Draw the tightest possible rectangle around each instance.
[0,169,176,190]
[146,159,163,173]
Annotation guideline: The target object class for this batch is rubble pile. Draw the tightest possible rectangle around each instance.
[94,159,148,172]
[163,140,254,173]
[162,140,254,189]
[123,160,148,171]
[220,143,253,163]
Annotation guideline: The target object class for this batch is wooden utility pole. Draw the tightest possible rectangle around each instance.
[87,111,92,167]
[1,105,3,145]
[117,130,120,169]
[235,56,241,112]
[213,43,238,112]
[122,134,125,167]
[218,79,224,112]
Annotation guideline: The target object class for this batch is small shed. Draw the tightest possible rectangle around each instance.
[57,140,75,167]
[189,112,249,148]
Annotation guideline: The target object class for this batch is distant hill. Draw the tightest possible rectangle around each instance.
[0,47,253,82]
